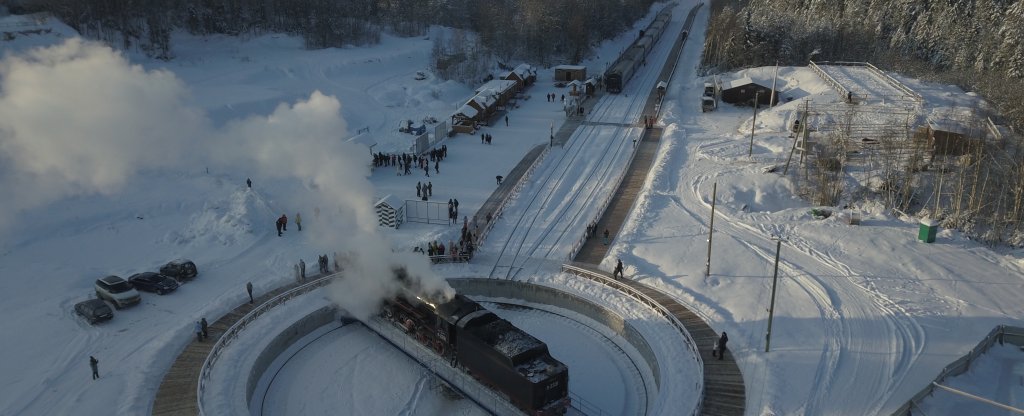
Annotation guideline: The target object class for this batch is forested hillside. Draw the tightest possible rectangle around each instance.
[703,0,1024,130]
[19,0,652,65]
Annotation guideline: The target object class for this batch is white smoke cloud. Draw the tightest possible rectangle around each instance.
[0,38,207,218]
[0,38,452,317]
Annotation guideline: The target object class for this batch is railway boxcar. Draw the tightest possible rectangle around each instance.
[381,292,570,415]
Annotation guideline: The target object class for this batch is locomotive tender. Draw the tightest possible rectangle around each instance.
[381,291,570,415]
[604,7,673,93]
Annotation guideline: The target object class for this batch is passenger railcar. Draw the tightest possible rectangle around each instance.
[605,7,673,93]
[381,291,570,415]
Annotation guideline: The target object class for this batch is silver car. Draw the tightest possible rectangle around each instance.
[94,275,141,309]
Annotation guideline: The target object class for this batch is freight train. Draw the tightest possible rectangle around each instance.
[381,288,570,415]
[604,7,673,93]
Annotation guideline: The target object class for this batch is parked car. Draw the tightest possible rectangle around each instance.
[94,275,141,309]
[128,272,179,295]
[74,299,113,324]
[160,259,198,281]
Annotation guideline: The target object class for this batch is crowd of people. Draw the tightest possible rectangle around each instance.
[372,145,449,177]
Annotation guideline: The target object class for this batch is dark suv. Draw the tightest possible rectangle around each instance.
[160,259,198,281]
[128,272,179,295]
[75,299,113,324]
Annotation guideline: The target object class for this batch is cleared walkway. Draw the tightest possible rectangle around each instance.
[151,273,329,416]
[564,262,746,416]
[572,4,747,415]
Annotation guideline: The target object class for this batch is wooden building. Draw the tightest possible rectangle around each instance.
[476,79,518,108]
[584,78,598,96]
[554,65,587,82]
[504,63,537,91]
[567,80,584,97]
[925,117,982,156]
[451,89,503,134]
[721,77,777,106]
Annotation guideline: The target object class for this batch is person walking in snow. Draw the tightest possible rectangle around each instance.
[713,332,728,360]
[200,318,209,340]
[276,216,283,237]
[427,182,433,197]
[90,356,99,380]
[505,115,509,126]
[603,229,609,245]
[434,160,439,174]
[299,259,306,280]
[281,214,288,231]
[614,259,624,280]
[295,213,302,231]
[417,182,422,198]
[246,281,254,303]
[195,320,204,342]
[246,178,251,188]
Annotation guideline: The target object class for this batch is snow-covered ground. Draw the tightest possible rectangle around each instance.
[916,343,1024,415]
[1,0,1023,415]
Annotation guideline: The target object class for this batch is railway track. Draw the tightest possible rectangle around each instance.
[484,2,691,280]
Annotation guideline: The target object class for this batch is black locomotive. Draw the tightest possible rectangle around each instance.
[381,291,570,415]
[605,6,673,93]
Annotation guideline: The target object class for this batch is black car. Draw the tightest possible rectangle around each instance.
[128,272,179,295]
[75,299,113,324]
[160,259,198,281]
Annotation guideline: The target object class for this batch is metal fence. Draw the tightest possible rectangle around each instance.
[559,263,705,416]
[891,325,1024,415]
[404,199,450,225]
[472,144,552,248]
[808,60,853,102]
[197,273,339,416]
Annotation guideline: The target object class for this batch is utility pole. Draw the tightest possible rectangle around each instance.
[765,239,781,352]
[705,182,717,276]
[749,91,760,157]
[770,61,779,108]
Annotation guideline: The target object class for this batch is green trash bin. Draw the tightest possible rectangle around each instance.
[918,219,937,243]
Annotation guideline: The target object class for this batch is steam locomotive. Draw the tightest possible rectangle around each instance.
[381,291,570,415]
[604,6,673,93]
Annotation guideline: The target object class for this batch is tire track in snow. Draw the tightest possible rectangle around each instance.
[762,225,926,413]
[690,165,925,413]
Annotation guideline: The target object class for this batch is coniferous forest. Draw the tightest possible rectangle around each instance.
[16,0,654,65]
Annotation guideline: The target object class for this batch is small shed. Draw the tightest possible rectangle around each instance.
[451,103,480,133]
[584,78,598,96]
[721,77,777,107]
[554,65,587,82]
[375,195,405,229]
[567,79,584,97]
[926,113,982,156]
